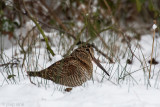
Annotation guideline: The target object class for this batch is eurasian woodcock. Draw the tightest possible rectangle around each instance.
[27,44,110,87]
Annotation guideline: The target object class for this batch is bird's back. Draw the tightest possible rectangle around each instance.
[28,55,93,87]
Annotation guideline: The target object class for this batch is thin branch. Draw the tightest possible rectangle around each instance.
[63,25,87,57]
[12,5,76,40]
[103,0,117,25]
[149,20,156,78]
[103,0,112,15]
[111,27,142,63]
[76,41,114,63]
[22,0,55,57]
[13,1,115,63]
[37,20,76,40]
[39,0,76,40]
[0,63,18,67]
[92,44,114,63]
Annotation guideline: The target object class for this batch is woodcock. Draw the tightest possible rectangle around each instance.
[27,44,110,87]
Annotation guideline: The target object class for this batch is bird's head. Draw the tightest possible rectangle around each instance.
[73,43,110,76]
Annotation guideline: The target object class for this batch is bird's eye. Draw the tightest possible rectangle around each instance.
[86,48,89,52]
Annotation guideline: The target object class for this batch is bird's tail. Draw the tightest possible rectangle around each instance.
[27,70,50,80]
[27,71,43,77]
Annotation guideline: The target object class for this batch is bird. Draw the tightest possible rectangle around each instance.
[27,44,110,87]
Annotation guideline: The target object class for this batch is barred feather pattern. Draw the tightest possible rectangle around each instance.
[28,45,94,87]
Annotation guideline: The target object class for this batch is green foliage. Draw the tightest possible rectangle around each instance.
[136,0,142,12]
[85,16,97,38]
[7,75,16,79]
[0,1,17,36]
[0,19,15,32]
[148,0,160,18]
[49,19,56,25]
[84,14,101,40]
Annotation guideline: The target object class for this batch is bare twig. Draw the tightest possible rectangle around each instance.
[0,63,18,67]
[22,0,55,57]
[37,20,76,40]
[103,0,116,25]
[63,25,87,57]
[119,65,150,79]
[92,44,114,63]
[76,41,114,63]
[12,3,76,41]
[39,0,76,40]
[149,20,156,78]
[103,0,112,15]
[111,27,142,63]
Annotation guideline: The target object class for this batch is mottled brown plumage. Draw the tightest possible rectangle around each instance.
[28,45,109,87]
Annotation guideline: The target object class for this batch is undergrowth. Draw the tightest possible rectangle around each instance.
[0,0,160,90]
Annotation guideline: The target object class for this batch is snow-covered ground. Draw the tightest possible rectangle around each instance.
[0,34,160,107]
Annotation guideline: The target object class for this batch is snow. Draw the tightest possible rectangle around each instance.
[0,82,160,107]
[152,24,157,30]
[0,34,160,107]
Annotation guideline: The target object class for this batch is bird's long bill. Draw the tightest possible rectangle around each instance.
[91,56,110,76]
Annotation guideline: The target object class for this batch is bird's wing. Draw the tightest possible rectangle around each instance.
[47,57,80,78]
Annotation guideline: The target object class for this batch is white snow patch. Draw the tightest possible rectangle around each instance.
[1,34,160,107]
[152,24,157,30]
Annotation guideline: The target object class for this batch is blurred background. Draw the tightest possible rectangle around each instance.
[0,0,160,48]
[0,0,160,72]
